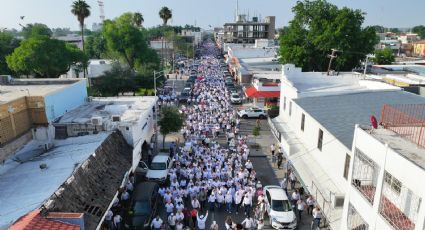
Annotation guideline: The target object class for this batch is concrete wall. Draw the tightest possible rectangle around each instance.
[44,80,87,122]
[341,127,425,230]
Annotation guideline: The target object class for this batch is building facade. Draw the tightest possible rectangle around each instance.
[223,15,275,44]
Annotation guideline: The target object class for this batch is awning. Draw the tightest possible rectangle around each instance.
[244,86,280,98]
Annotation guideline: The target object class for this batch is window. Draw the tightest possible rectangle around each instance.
[301,113,305,131]
[283,97,286,111]
[289,101,292,116]
[317,129,323,151]
[384,172,402,195]
[343,154,351,179]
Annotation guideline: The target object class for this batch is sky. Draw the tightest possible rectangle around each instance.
[1,0,424,31]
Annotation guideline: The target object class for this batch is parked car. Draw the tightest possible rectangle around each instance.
[130,182,160,229]
[137,154,173,183]
[237,107,267,119]
[230,93,242,104]
[263,185,297,229]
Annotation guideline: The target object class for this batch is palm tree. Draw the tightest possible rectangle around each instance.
[159,7,172,26]
[71,0,90,78]
[133,12,144,28]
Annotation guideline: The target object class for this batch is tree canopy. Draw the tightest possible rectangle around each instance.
[374,48,395,65]
[279,0,378,71]
[102,13,159,69]
[159,7,172,26]
[6,36,87,78]
[84,31,107,59]
[158,105,184,147]
[0,31,20,75]
[412,25,425,39]
[21,23,52,38]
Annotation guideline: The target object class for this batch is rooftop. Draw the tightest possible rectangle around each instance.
[10,209,81,230]
[0,133,110,229]
[282,64,399,97]
[55,96,156,124]
[294,91,425,149]
[0,78,82,104]
[368,127,425,170]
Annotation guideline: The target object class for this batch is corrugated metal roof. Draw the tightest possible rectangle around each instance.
[293,90,425,149]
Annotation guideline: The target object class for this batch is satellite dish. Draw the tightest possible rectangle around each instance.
[370,115,378,129]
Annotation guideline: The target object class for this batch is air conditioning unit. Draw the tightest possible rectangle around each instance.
[332,195,345,208]
[91,116,103,125]
[112,115,121,122]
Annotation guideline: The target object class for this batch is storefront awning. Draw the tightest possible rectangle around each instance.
[244,86,280,98]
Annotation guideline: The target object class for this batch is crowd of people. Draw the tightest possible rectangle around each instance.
[153,41,267,230]
[102,40,324,230]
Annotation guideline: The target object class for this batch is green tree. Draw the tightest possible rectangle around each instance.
[412,25,425,39]
[6,36,87,78]
[85,31,107,59]
[374,48,395,65]
[102,14,158,69]
[159,7,172,26]
[71,0,91,78]
[52,27,72,37]
[389,28,400,33]
[21,23,52,38]
[0,31,20,75]
[133,12,144,28]
[158,105,184,147]
[252,126,261,143]
[279,0,378,71]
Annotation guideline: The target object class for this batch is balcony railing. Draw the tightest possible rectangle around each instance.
[351,148,379,204]
[379,172,421,230]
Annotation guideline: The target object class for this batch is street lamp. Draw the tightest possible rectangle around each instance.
[153,70,166,154]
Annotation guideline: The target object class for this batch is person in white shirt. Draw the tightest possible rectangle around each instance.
[196,211,209,230]
[113,214,122,230]
[225,191,233,213]
[242,194,253,216]
[306,195,316,215]
[208,193,216,211]
[297,199,306,222]
[175,210,184,222]
[234,189,243,214]
[241,216,255,230]
[280,178,288,194]
[312,206,322,228]
[256,219,264,229]
[210,220,219,230]
[168,213,176,229]
[176,201,185,212]
[151,215,163,230]
[176,221,184,230]
[192,197,201,209]
[104,210,113,230]
[165,200,175,216]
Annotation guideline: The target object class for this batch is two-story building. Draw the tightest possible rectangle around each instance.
[269,64,425,229]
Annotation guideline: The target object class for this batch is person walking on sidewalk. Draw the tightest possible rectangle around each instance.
[270,143,276,156]
[297,199,306,223]
[311,206,322,230]
[277,151,283,169]
[280,177,288,194]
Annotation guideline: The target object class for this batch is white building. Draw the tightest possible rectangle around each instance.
[54,96,157,170]
[270,64,425,229]
[181,29,202,45]
[62,59,115,79]
[343,119,425,230]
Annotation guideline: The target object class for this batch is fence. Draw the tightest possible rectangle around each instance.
[380,104,425,148]
[310,181,333,229]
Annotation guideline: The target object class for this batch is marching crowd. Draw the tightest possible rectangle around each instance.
[102,40,323,230]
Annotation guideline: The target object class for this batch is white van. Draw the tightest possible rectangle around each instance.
[263,185,297,229]
[136,154,173,183]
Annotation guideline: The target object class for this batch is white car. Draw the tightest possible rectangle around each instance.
[136,154,173,183]
[237,107,267,119]
[263,185,297,229]
[230,93,242,104]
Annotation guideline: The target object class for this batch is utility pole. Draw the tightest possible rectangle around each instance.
[327,49,338,75]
